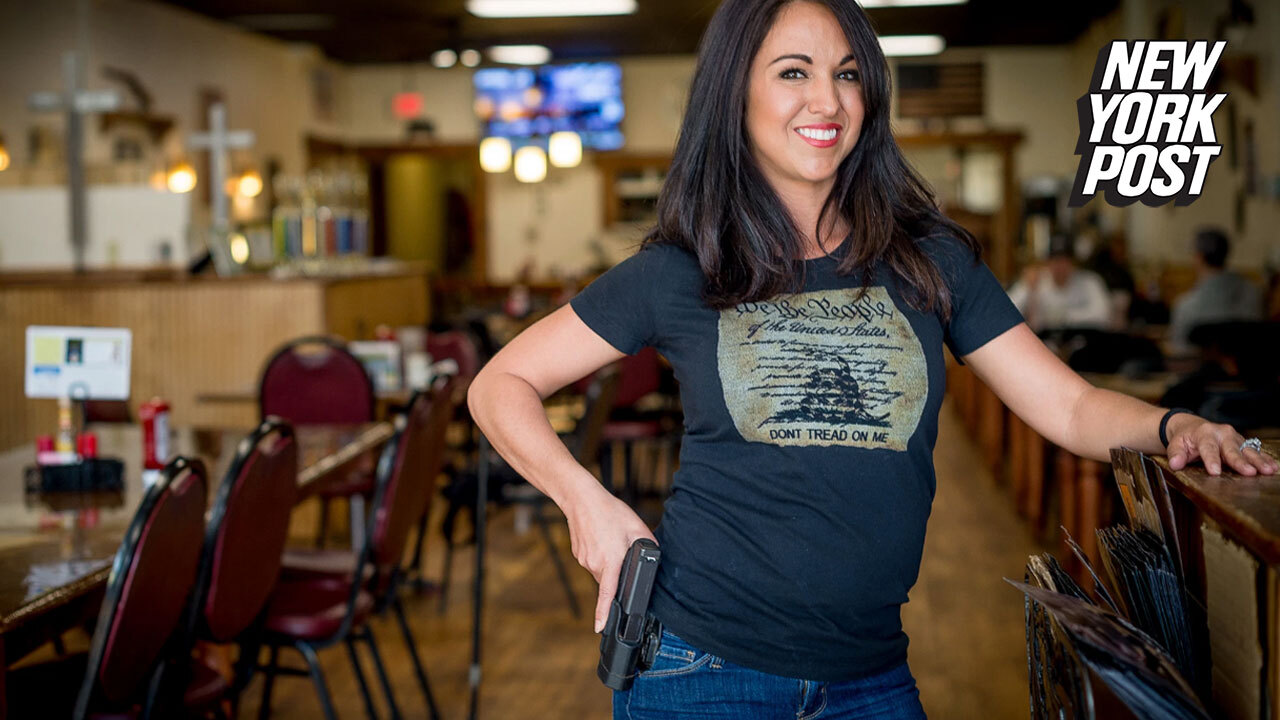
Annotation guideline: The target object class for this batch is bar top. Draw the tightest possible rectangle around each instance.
[1153,439,1280,564]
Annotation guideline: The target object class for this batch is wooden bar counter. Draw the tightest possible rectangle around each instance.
[1142,441,1280,720]
[0,267,429,449]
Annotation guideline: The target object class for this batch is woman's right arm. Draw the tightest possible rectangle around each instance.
[466,303,658,632]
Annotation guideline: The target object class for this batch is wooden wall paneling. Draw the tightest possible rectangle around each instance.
[321,274,430,340]
[2,272,430,449]
[0,280,329,449]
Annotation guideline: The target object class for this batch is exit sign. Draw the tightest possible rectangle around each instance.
[393,92,424,119]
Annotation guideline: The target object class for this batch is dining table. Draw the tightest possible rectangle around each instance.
[0,421,392,718]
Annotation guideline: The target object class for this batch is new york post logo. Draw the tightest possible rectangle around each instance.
[1069,40,1226,208]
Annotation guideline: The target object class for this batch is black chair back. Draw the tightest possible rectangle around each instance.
[1052,329,1165,375]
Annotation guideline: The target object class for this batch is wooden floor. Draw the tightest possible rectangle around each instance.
[235,398,1049,720]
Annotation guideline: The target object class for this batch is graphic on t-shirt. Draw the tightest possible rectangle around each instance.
[717,287,927,450]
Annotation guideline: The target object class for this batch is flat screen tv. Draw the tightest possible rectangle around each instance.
[473,62,624,150]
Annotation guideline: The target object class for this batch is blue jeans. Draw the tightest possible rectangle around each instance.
[614,629,927,719]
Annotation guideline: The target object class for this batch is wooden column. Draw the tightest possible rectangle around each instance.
[1056,447,1079,575]
[1008,411,1027,515]
[1025,427,1047,534]
[1076,458,1107,593]
[979,382,1004,480]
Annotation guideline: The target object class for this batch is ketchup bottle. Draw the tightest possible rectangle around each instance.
[138,398,170,486]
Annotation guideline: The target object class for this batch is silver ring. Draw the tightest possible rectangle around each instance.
[1240,437,1263,453]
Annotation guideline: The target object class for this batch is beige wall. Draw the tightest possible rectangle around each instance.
[1,0,1273,279]
[343,56,695,281]
[0,0,346,179]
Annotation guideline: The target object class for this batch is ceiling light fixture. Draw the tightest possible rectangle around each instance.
[431,49,458,68]
[548,131,582,168]
[466,0,636,18]
[488,45,552,66]
[479,137,513,173]
[459,49,482,67]
[879,35,946,57]
[513,145,547,183]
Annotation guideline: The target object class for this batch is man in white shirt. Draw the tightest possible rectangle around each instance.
[1007,234,1112,332]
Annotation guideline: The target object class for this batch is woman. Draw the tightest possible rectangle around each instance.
[467,0,1277,717]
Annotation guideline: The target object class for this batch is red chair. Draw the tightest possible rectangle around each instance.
[259,336,375,548]
[599,347,675,504]
[7,458,208,719]
[427,330,481,384]
[256,387,452,720]
[258,336,375,425]
[402,331,481,590]
[155,420,298,717]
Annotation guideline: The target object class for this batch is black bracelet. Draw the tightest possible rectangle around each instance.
[1159,408,1194,447]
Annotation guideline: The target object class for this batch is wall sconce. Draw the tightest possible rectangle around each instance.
[237,169,264,198]
[548,131,582,168]
[166,161,197,193]
[0,134,10,172]
[480,136,513,173]
[513,145,547,183]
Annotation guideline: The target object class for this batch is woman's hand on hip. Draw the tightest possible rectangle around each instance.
[564,483,658,633]
[1166,414,1278,476]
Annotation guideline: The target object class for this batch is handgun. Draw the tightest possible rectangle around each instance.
[597,538,662,691]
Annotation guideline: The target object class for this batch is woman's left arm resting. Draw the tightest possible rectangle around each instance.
[962,323,1278,477]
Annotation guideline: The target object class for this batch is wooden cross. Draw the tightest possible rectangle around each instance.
[28,51,121,273]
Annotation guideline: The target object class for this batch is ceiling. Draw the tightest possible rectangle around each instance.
[157,0,1120,64]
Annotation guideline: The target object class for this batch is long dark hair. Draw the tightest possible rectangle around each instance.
[644,0,980,319]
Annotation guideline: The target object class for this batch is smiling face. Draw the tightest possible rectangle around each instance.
[745,1,865,200]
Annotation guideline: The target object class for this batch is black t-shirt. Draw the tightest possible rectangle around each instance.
[569,236,1024,682]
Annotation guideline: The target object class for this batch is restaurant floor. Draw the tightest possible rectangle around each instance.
[109,397,1049,719]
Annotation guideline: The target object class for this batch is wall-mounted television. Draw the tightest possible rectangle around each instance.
[473,62,624,150]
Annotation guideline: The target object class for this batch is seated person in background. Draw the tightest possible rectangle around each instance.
[1007,233,1112,332]
[1169,227,1264,350]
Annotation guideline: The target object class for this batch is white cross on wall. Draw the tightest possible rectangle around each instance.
[187,103,254,232]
